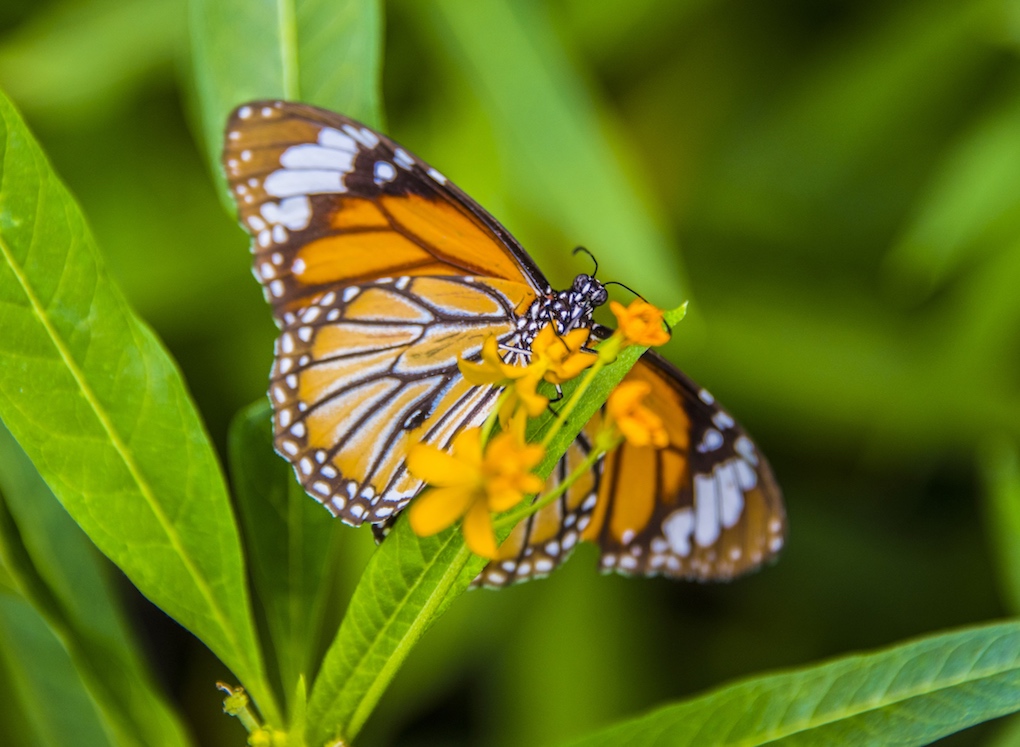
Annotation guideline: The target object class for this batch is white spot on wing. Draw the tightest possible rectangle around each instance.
[318,127,358,152]
[374,161,397,185]
[264,169,346,197]
[734,459,757,490]
[280,143,356,172]
[713,411,735,430]
[394,148,414,169]
[260,195,312,230]
[716,462,744,528]
[663,508,694,556]
[734,435,759,466]
[342,123,378,148]
[693,474,720,547]
[697,428,724,453]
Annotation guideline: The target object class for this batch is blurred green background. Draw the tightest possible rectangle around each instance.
[2,0,1020,744]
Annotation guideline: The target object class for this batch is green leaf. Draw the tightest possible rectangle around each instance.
[981,439,1020,614]
[423,0,685,305]
[0,423,192,747]
[0,91,278,723]
[228,400,339,715]
[0,593,114,747]
[189,0,384,184]
[306,520,474,745]
[560,620,1020,747]
[306,306,684,744]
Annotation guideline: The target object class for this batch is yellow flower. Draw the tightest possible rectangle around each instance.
[610,299,671,347]
[459,326,597,427]
[407,417,545,558]
[459,335,548,424]
[529,325,598,384]
[458,336,521,386]
[606,381,669,448]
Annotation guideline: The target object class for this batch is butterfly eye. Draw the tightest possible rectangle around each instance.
[591,285,608,307]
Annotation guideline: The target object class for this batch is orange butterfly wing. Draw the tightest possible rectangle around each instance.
[476,351,786,586]
[223,100,548,321]
[223,101,548,524]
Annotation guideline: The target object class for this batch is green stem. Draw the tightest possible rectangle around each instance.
[495,437,616,531]
[480,388,509,446]
[540,359,606,449]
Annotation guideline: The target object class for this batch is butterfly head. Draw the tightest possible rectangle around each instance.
[542,274,609,336]
[572,273,609,307]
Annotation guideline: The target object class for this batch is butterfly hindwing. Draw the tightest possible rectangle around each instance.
[474,428,602,587]
[591,352,785,580]
[271,274,537,525]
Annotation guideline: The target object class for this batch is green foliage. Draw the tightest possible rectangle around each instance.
[0,90,277,724]
[421,0,685,303]
[983,441,1020,616]
[0,424,192,746]
[0,595,114,747]
[565,621,1020,747]
[228,401,339,714]
[190,0,383,191]
[1,0,1020,744]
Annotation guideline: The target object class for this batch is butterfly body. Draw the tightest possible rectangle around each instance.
[223,100,786,586]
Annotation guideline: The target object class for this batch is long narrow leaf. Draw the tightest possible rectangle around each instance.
[0,424,192,747]
[0,91,278,723]
[561,620,1020,747]
[0,593,114,747]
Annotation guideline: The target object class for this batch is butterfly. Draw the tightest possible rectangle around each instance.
[222,100,785,587]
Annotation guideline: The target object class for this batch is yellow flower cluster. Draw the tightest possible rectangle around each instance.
[408,413,543,557]
[459,325,597,424]
[406,298,674,558]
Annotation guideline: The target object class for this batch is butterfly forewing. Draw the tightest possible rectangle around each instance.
[478,352,785,585]
[224,100,553,524]
[223,101,547,326]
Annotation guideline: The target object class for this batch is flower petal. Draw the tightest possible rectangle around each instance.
[462,500,498,559]
[459,336,517,385]
[407,443,476,487]
[452,428,484,465]
[409,486,475,537]
[610,299,671,347]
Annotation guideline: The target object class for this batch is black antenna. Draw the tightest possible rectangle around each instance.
[572,246,599,277]
[603,280,646,301]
